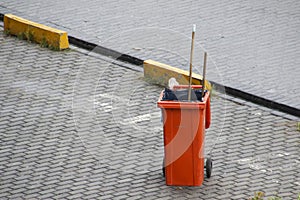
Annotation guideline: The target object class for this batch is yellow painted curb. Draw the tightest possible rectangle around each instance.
[4,14,69,50]
[144,59,211,91]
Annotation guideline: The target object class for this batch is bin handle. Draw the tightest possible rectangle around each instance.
[205,96,211,129]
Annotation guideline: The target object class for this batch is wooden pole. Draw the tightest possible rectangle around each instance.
[201,52,207,100]
[188,25,196,101]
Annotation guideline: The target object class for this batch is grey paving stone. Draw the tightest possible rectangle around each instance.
[0,28,299,200]
[100,194,115,199]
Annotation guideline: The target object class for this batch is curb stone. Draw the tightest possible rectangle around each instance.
[3,14,69,50]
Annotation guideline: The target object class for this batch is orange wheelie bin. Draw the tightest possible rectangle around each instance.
[157,85,212,186]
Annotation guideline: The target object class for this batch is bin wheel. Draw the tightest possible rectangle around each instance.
[206,158,212,178]
[162,158,165,177]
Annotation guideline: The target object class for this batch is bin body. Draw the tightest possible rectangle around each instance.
[157,85,211,186]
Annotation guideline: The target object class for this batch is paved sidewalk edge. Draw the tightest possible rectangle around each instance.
[0,13,299,117]
[34,36,300,117]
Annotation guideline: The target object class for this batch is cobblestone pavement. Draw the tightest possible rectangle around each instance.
[1,26,300,199]
[0,0,299,112]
